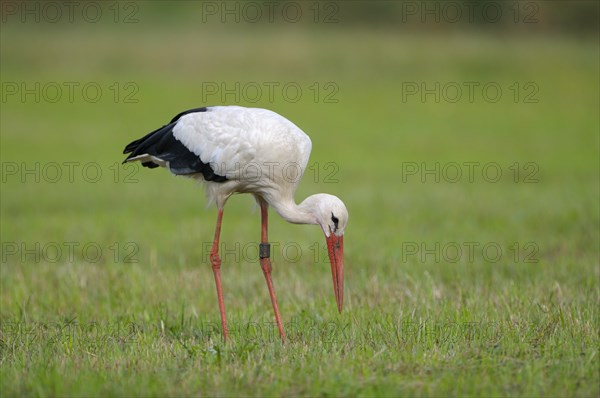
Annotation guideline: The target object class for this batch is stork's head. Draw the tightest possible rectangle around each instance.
[301,193,348,313]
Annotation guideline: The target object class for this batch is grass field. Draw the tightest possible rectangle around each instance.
[1,2,599,397]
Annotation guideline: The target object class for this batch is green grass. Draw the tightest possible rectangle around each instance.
[1,5,599,397]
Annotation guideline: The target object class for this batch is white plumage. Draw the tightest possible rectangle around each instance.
[176,107,312,208]
[123,105,347,342]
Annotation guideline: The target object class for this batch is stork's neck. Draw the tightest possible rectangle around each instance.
[270,195,319,225]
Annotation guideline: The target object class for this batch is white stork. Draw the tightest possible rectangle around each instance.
[122,106,348,342]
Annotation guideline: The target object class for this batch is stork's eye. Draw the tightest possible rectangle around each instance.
[331,213,339,231]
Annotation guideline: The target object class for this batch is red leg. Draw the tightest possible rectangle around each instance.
[258,200,286,343]
[210,208,229,341]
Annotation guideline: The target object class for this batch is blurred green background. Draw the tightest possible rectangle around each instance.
[1,1,598,396]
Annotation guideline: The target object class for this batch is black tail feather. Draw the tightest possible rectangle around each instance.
[123,123,175,158]
[122,119,227,182]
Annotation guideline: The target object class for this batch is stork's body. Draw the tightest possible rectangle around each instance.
[123,106,347,342]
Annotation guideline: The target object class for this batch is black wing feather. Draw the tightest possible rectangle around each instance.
[170,107,208,123]
[122,108,227,182]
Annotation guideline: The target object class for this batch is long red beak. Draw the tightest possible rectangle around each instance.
[325,233,344,313]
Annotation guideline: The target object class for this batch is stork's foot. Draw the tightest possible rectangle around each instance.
[259,244,285,343]
[210,251,229,342]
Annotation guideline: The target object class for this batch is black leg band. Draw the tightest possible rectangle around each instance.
[259,242,270,259]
